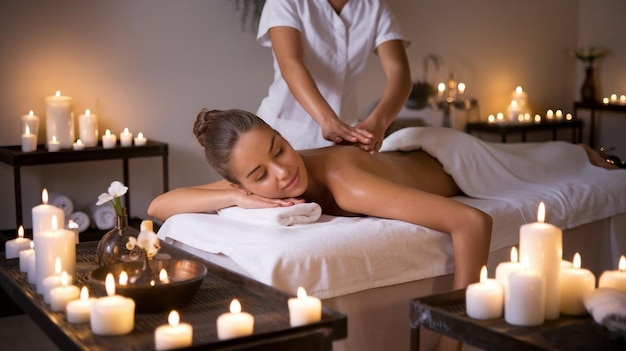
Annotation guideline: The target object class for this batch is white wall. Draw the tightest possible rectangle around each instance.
[0,0,624,230]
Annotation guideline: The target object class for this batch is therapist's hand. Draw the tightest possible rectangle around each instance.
[320,117,373,146]
[354,120,386,154]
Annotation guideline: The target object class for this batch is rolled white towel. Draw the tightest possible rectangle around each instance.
[88,203,116,230]
[68,211,91,233]
[48,192,74,217]
[584,287,626,333]
[217,202,322,226]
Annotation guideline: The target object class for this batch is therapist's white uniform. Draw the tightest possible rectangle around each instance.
[256,0,409,149]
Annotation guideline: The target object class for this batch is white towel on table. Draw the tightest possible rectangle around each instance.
[584,288,626,334]
[68,211,90,233]
[88,203,116,230]
[217,202,322,226]
[48,192,74,217]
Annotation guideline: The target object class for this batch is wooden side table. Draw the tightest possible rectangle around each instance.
[466,120,583,143]
[0,241,347,351]
[410,289,626,351]
[0,141,169,229]
[574,101,626,148]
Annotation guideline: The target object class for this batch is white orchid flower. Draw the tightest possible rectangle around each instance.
[107,181,128,198]
[95,181,128,216]
[137,230,160,258]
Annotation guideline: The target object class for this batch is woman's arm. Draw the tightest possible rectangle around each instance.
[268,26,372,145]
[355,39,412,153]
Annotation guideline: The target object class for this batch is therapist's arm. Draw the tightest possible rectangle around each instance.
[268,26,372,145]
[355,39,412,153]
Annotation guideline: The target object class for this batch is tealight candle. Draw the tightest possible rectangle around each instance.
[465,266,503,320]
[42,258,74,304]
[119,271,129,286]
[546,109,554,120]
[5,225,32,259]
[603,97,610,104]
[555,110,563,119]
[519,202,562,319]
[505,256,546,326]
[19,241,35,273]
[120,128,133,147]
[598,255,626,293]
[487,115,495,123]
[66,286,96,323]
[90,273,135,335]
[620,95,626,105]
[32,189,65,237]
[72,139,85,151]
[35,215,76,294]
[21,110,40,141]
[47,136,60,152]
[496,112,504,122]
[45,91,74,149]
[134,132,147,146]
[159,269,169,284]
[50,271,80,312]
[560,253,595,315]
[21,125,37,152]
[217,299,254,340]
[457,82,466,95]
[566,113,573,121]
[495,246,523,294]
[534,114,541,123]
[78,109,99,147]
[102,129,117,149]
[288,287,322,327]
[610,93,618,103]
[154,310,193,350]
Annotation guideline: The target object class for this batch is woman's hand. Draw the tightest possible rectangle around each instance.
[235,192,305,209]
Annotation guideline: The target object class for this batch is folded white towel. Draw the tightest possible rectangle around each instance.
[88,203,116,230]
[68,211,90,233]
[48,192,74,217]
[217,202,322,226]
[584,287,626,334]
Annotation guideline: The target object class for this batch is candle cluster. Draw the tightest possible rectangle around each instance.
[20,91,148,152]
[466,202,626,325]
[602,93,626,105]
[487,86,574,124]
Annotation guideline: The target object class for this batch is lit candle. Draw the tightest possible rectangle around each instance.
[102,129,117,149]
[90,273,135,335]
[511,86,527,113]
[26,244,37,284]
[159,269,169,284]
[620,95,626,105]
[47,136,60,152]
[5,225,32,259]
[534,114,541,123]
[118,271,129,286]
[457,82,466,95]
[154,310,193,350]
[133,132,147,146]
[19,241,35,273]
[50,271,80,312]
[566,113,573,121]
[78,109,99,147]
[546,109,554,120]
[555,110,563,119]
[42,257,73,304]
[610,93,618,103]
[32,189,65,237]
[560,253,595,315]
[216,299,254,339]
[602,97,610,104]
[45,90,74,149]
[120,128,133,147]
[507,100,519,121]
[496,112,504,122]
[21,125,37,152]
[35,215,76,294]
[67,220,79,244]
[519,202,562,319]
[598,255,626,293]
[437,82,445,97]
[66,286,96,323]
[495,246,523,294]
[72,139,85,151]
[465,266,504,320]
[505,256,546,326]
[288,287,322,326]
[21,110,40,142]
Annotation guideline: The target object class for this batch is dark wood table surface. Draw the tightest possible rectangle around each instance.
[0,242,347,351]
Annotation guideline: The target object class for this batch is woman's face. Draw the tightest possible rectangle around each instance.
[228,126,308,199]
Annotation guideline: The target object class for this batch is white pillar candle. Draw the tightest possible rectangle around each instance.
[505,257,546,326]
[511,86,528,113]
[72,139,85,151]
[42,257,73,304]
[154,310,193,350]
[134,132,147,146]
[32,189,65,237]
[495,246,523,295]
[519,202,562,319]
[21,125,37,152]
[21,110,40,141]
[507,100,520,122]
[598,255,626,293]
[90,273,135,335]
[465,266,504,320]
[120,128,133,147]
[217,299,254,340]
[45,91,74,149]
[50,271,80,312]
[47,136,61,152]
[19,241,35,273]
[67,220,79,244]
[78,109,99,147]
[26,247,37,284]
[101,129,117,149]
[5,225,32,259]
[560,253,596,315]
[35,215,75,294]
[288,287,322,327]
[66,286,96,324]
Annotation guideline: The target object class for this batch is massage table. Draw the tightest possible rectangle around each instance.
[157,127,626,351]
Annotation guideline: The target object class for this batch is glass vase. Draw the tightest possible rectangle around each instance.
[95,210,140,266]
[580,67,598,102]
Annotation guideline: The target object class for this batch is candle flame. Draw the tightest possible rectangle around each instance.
[123,127,130,134]
[25,125,31,135]
[76,139,82,145]
[105,273,116,296]
[42,189,49,204]
[29,110,34,116]
[297,287,308,298]
[437,82,445,93]
[619,255,626,272]
[119,271,128,286]
[150,280,156,286]
[80,286,89,300]
[138,132,144,138]
[479,265,488,283]
[61,271,69,287]
[54,257,62,274]
[85,109,91,116]
[18,225,24,239]
[515,86,523,94]
[458,82,466,94]
[168,310,180,327]
[537,202,546,223]
[510,100,518,108]
[55,90,61,97]
[105,129,111,136]
[229,299,242,313]
[52,136,57,142]
[573,253,582,269]
[534,114,541,122]
[510,246,518,263]
[159,269,168,283]
[51,215,58,231]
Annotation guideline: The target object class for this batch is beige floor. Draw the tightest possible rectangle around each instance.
[0,315,59,351]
